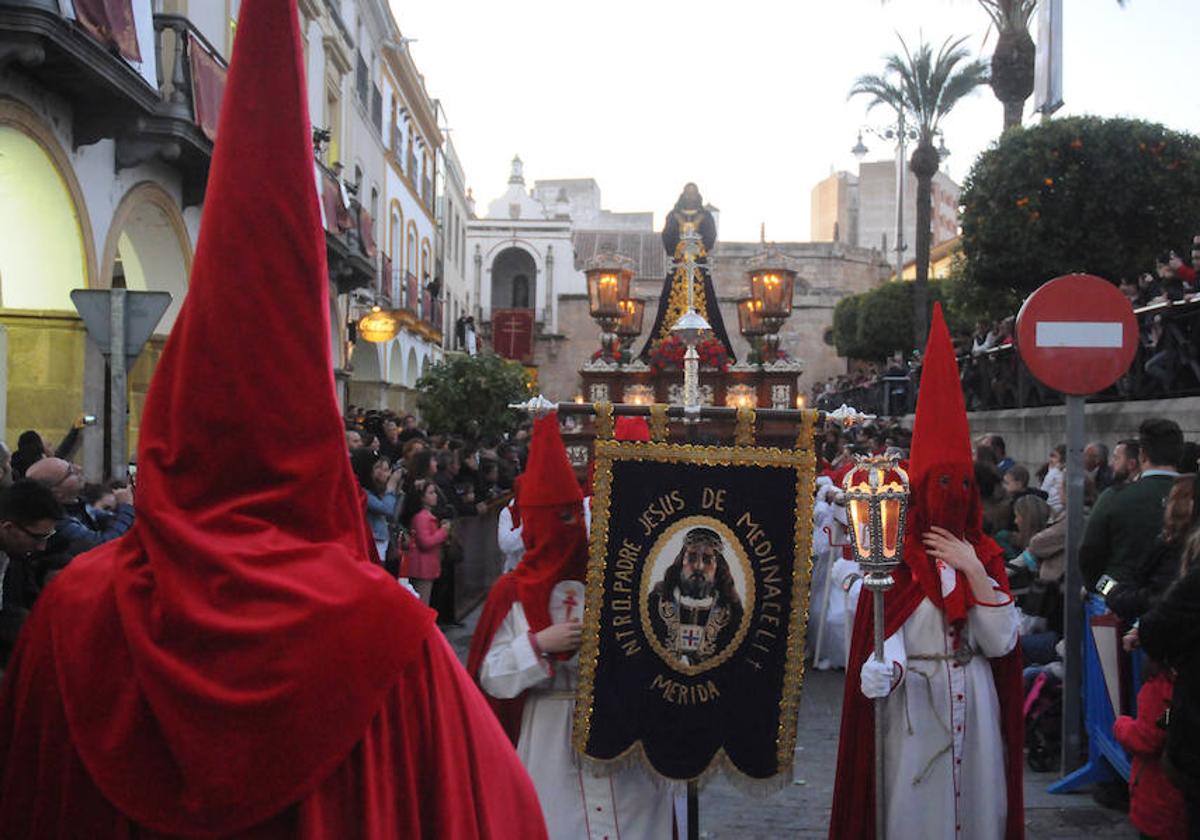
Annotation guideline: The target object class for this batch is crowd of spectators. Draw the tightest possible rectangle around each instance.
[343,406,530,620]
[818,234,1200,415]
[0,418,137,672]
[970,420,1199,831]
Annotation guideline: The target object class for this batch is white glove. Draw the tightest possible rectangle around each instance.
[860,657,899,699]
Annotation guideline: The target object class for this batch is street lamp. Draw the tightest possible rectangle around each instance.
[852,120,949,282]
[358,305,400,343]
[842,454,910,840]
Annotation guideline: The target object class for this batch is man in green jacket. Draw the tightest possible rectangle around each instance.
[1080,418,1183,590]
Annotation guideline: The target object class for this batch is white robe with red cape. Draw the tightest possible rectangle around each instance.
[479,591,673,840]
[847,566,1020,840]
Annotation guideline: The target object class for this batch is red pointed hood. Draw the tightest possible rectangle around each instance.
[903,303,986,625]
[50,0,432,834]
[831,306,1024,840]
[512,413,587,639]
[518,413,584,509]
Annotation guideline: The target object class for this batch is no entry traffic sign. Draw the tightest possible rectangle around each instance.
[1015,274,1139,396]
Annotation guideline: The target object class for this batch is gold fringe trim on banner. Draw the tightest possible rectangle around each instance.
[573,438,819,790]
[649,403,670,442]
[797,408,818,451]
[593,401,614,440]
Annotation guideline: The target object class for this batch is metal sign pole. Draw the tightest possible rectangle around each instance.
[108,288,128,482]
[1061,393,1086,771]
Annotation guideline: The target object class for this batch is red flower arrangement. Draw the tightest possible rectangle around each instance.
[749,344,790,366]
[649,335,730,374]
[590,339,629,365]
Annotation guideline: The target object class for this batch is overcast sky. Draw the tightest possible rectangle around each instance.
[389,0,1200,243]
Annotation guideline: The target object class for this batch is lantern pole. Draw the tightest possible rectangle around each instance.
[841,454,909,840]
[867,570,890,840]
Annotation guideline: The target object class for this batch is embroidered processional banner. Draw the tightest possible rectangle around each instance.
[573,435,816,784]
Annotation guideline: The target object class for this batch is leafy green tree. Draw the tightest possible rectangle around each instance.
[960,116,1200,299]
[850,36,988,349]
[416,351,529,440]
[833,280,963,360]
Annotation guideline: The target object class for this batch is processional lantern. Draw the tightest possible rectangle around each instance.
[842,455,910,581]
[585,249,636,352]
[744,249,798,356]
[615,298,645,349]
[737,298,767,338]
[841,453,910,840]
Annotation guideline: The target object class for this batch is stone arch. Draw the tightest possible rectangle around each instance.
[405,346,418,386]
[352,338,382,382]
[490,245,537,313]
[387,339,404,385]
[0,98,97,308]
[100,181,193,334]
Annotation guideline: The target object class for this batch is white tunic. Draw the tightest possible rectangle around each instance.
[853,570,1020,840]
[479,602,673,840]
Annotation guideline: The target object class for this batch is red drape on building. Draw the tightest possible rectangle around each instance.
[491,308,534,364]
[380,254,392,303]
[359,208,377,258]
[188,34,227,142]
[74,0,142,62]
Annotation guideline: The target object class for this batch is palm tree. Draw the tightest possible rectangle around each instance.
[981,0,1126,131]
[980,1,1036,131]
[850,36,988,347]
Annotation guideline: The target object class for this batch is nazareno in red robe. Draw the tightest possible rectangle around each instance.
[828,305,1024,840]
[0,0,546,836]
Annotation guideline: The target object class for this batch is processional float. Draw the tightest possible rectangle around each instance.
[511,192,907,838]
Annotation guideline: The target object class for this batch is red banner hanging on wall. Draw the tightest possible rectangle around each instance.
[74,0,142,62]
[491,308,534,364]
[188,33,228,142]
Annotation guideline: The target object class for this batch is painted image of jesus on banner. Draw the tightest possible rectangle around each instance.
[646,524,746,669]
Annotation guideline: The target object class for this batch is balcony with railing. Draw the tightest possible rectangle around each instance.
[318,161,375,292]
[0,2,226,205]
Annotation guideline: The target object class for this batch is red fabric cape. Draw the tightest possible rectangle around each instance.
[0,573,547,839]
[0,1,475,835]
[828,536,1025,840]
[467,574,528,745]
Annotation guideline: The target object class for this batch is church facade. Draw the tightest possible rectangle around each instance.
[467,159,891,404]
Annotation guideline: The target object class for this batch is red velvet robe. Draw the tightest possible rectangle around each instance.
[0,563,548,839]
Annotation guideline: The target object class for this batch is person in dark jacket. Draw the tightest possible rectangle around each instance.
[1081,419,1183,589]
[1108,474,1197,623]
[24,458,134,556]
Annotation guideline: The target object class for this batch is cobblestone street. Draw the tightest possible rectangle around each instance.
[446,612,1136,839]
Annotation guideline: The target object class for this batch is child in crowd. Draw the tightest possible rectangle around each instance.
[1113,659,1188,840]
